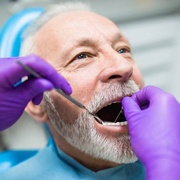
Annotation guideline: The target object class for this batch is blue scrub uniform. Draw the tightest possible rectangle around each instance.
[0,139,145,180]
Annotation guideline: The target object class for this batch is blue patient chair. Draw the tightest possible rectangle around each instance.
[0,7,44,172]
[0,7,43,57]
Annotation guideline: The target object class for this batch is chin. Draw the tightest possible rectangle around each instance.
[85,132,138,164]
[63,115,137,165]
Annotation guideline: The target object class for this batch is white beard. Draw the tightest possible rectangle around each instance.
[43,79,139,164]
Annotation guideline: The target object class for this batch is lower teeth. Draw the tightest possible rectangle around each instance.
[94,106,127,126]
[102,107,127,126]
[102,121,128,126]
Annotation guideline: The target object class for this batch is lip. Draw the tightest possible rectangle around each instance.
[88,92,133,133]
[92,95,125,126]
[93,93,133,114]
[94,118,129,134]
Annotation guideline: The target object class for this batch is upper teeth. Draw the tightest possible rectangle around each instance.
[104,101,121,107]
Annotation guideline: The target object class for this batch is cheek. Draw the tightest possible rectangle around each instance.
[70,77,96,105]
[63,67,99,105]
[50,92,81,123]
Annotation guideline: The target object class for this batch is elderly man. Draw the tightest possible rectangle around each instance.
[0,2,180,179]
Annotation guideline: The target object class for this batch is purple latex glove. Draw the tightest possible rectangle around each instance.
[0,55,72,131]
[122,86,180,180]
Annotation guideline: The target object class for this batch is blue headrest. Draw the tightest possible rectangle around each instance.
[0,8,44,58]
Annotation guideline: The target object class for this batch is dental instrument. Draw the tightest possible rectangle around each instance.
[16,60,104,124]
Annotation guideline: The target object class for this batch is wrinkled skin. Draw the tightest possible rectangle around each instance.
[26,11,144,170]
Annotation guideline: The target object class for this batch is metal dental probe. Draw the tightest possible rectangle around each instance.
[16,60,104,124]
[55,89,104,124]
[114,107,123,123]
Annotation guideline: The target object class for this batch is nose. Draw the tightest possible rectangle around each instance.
[99,51,133,83]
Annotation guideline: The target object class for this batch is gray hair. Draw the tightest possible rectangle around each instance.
[20,1,91,56]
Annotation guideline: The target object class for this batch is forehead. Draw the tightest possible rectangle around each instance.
[36,11,126,41]
[34,11,129,59]
[43,11,119,31]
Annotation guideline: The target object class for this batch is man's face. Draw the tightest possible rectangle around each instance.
[35,11,144,164]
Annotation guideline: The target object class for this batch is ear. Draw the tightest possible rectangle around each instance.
[25,101,49,123]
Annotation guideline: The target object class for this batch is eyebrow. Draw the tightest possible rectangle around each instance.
[71,33,124,48]
[112,32,130,46]
[72,38,98,48]
[62,38,98,58]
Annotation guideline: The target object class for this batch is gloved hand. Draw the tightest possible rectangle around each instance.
[122,86,180,180]
[0,55,72,131]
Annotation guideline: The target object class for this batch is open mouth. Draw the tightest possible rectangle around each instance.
[95,102,127,126]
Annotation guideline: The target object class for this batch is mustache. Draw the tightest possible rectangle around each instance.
[87,79,139,113]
